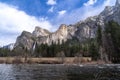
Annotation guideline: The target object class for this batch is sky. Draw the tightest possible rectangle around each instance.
[0,0,116,46]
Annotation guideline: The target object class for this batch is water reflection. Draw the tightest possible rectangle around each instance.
[0,64,15,80]
[0,64,120,80]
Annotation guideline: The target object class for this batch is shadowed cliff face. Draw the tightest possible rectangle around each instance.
[14,1,120,50]
[14,31,35,50]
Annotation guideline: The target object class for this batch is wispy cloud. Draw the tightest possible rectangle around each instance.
[54,0,116,25]
[0,0,117,46]
[58,10,66,16]
[46,0,56,5]
[84,0,97,6]
[0,2,53,46]
[103,0,116,6]
[48,6,54,12]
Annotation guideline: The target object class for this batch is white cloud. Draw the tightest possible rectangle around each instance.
[103,0,116,6]
[58,10,66,16]
[46,0,56,5]
[0,36,16,47]
[48,6,54,12]
[0,2,53,46]
[0,0,116,46]
[54,0,116,25]
[84,0,97,6]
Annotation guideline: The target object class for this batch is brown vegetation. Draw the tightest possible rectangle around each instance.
[0,57,92,64]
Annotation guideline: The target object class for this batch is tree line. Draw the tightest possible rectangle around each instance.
[1,20,120,62]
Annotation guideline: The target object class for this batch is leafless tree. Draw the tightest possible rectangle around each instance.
[74,53,83,64]
[56,51,65,63]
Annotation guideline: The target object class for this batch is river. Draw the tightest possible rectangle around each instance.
[0,64,120,80]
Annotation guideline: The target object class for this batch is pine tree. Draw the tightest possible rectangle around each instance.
[105,21,120,62]
[89,42,99,60]
[97,25,102,46]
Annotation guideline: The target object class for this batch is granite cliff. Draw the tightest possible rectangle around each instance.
[14,0,120,51]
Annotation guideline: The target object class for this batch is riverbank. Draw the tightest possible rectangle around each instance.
[0,57,108,64]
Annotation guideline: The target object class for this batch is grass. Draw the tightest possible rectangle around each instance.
[0,57,92,64]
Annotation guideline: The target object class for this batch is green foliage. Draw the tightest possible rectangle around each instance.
[34,39,83,57]
[105,21,120,62]
[33,37,100,59]
[96,25,102,46]
[106,21,120,50]
[0,48,11,57]
[89,42,99,60]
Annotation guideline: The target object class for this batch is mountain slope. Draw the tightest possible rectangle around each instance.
[14,1,120,51]
[3,43,14,50]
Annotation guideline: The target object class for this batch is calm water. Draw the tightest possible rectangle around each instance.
[0,64,120,80]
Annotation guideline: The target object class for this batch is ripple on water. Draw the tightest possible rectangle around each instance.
[0,64,120,80]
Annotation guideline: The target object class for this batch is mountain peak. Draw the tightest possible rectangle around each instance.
[21,31,32,37]
[57,24,68,35]
[32,26,50,37]
[58,24,67,30]
[14,1,120,51]
[115,0,120,7]
[3,43,14,50]
[35,26,42,30]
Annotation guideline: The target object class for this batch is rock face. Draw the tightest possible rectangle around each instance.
[14,31,35,50]
[47,24,68,44]
[116,0,120,7]
[32,26,51,37]
[14,0,120,50]
[100,0,120,24]
[3,43,14,51]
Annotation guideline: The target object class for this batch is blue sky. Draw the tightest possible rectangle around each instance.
[0,0,116,46]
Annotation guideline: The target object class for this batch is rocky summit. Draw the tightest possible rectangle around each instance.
[14,0,120,51]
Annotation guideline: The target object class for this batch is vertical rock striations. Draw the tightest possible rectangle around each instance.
[14,0,120,52]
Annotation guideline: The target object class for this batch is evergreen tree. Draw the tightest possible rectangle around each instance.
[89,42,99,60]
[105,21,120,62]
[96,25,102,46]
